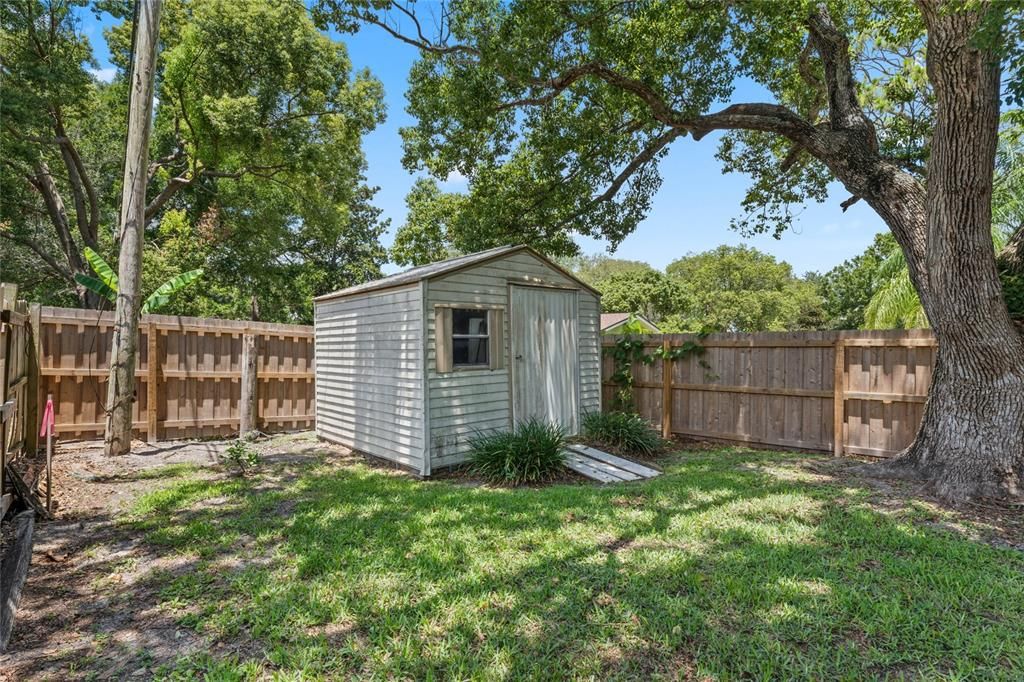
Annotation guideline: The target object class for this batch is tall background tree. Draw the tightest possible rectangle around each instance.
[1,0,388,323]
[815,233,900,329]
[667,245,825,332]
[317,0,1024,501]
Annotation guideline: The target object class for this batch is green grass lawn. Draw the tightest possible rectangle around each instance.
[125,448,1024,680]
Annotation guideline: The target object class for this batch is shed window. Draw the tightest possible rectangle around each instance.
[452,309,489,366]
[435,306,504,373]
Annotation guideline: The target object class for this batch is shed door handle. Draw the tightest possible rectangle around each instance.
[515,354,523,360]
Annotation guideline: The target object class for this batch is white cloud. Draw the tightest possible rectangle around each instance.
[90,67,117,83]
[441,169,468,186]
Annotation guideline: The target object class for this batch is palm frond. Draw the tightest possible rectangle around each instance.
[83,247,119,291]
[141,269,203,314]
[73,273,117,304]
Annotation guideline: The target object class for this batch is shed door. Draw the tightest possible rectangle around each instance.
[511,286,579,434]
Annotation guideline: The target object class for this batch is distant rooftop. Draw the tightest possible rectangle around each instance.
[600,313,661,332]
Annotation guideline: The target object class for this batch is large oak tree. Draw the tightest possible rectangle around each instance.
[317,0,1024,501]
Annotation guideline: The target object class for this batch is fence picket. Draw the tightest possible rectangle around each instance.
[37,306,314,441]
[603,330,936,457]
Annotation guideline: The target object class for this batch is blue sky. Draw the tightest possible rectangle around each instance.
[79,7,887,277]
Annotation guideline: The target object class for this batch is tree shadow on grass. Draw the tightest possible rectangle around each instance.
[6,448,1023,680]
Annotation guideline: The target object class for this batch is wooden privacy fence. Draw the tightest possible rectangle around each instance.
[602,329,937,458]
[1,285,40,518]
[37,306,314,441]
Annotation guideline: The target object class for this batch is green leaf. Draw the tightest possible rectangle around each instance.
[73,273,117,304]
[83,247,119,291]
[142,269,204,314]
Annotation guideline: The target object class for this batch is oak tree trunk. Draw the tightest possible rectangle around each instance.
[104,0,162,456]
[881,2,1024,501]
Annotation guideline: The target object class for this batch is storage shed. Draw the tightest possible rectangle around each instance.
[313,245,602,475]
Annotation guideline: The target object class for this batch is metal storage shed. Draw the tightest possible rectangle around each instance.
[313,245,602,475]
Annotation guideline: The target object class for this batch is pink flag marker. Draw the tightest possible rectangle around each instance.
[41,394,55,512]
[39,395,55,438]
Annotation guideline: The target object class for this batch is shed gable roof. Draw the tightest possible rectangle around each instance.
[315,244,600,302]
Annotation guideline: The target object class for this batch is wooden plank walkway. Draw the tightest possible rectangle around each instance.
[563,444,660,483]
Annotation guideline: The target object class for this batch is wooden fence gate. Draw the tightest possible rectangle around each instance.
[601,329,936,458]
[1,285,39,518]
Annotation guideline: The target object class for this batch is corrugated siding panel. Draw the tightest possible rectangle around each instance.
[578,292,601,415]
[425,251,600,467]
[314,285,425,470]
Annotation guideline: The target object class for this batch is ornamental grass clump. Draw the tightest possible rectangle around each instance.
[468,418,567,485]
[581,411,664,457]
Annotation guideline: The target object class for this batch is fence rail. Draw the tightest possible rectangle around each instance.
[601,329,936,457]
[37,306,314,442]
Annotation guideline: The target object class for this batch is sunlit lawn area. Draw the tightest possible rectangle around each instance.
[125,448,1024,680]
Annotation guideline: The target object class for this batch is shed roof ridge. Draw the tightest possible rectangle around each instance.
[315,244,603,302]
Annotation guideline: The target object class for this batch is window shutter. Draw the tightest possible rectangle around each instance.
[435,307,453,373]
[488,308,504,370]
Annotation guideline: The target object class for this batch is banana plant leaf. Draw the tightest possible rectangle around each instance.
[141,269,204,314]
[73,273,117,304]
[83,247,119,291]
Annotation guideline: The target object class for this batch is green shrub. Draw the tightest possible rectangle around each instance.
[468,418,567,485]
[222,439,261,474]
[581,411,664,456]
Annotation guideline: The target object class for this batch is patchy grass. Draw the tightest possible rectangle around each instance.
[115,448,1024,680]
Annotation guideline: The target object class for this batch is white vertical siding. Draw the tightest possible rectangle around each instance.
[578,291,602,415]
[426,251,601,469]
[314,285,426,471]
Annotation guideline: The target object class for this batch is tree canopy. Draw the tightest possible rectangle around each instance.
[566,255,657,288]
[815,233,900,329]
[597,269,686,322]
[316,0,963,254]
[666,245,825,332]
[1,0,389,321]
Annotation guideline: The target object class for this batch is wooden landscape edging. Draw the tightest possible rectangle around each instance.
[602,329,937,458]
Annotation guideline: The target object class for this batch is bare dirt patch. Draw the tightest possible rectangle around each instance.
[0,431,353,681]
[744,453,1024,551]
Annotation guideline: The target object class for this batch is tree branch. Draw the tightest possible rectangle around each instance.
[840,195,861,211]
[148,147,186,182]
[806,4,877,147]
[0,231,75,281]
[353,2,480,57]
[28,162,83,272]
[143,163,292,221]
[144,175,193,220]
[52,113,100,246]
[590,128,684,206]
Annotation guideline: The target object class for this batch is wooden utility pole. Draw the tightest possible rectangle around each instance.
[239,333,258,439]
[105,0,162,456]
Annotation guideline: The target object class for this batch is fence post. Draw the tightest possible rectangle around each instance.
[239,332,258,438]
[833,339,845,457]
[0,285,15,499]
[146,322,159,444]
[24,304,41,455]
[661,338,672,439]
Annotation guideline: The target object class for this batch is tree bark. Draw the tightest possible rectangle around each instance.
[239,333,258,439]
[880,1,1024,501]
[104,0,162,456]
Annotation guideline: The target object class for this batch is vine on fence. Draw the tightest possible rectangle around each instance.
[605,335,709,411]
